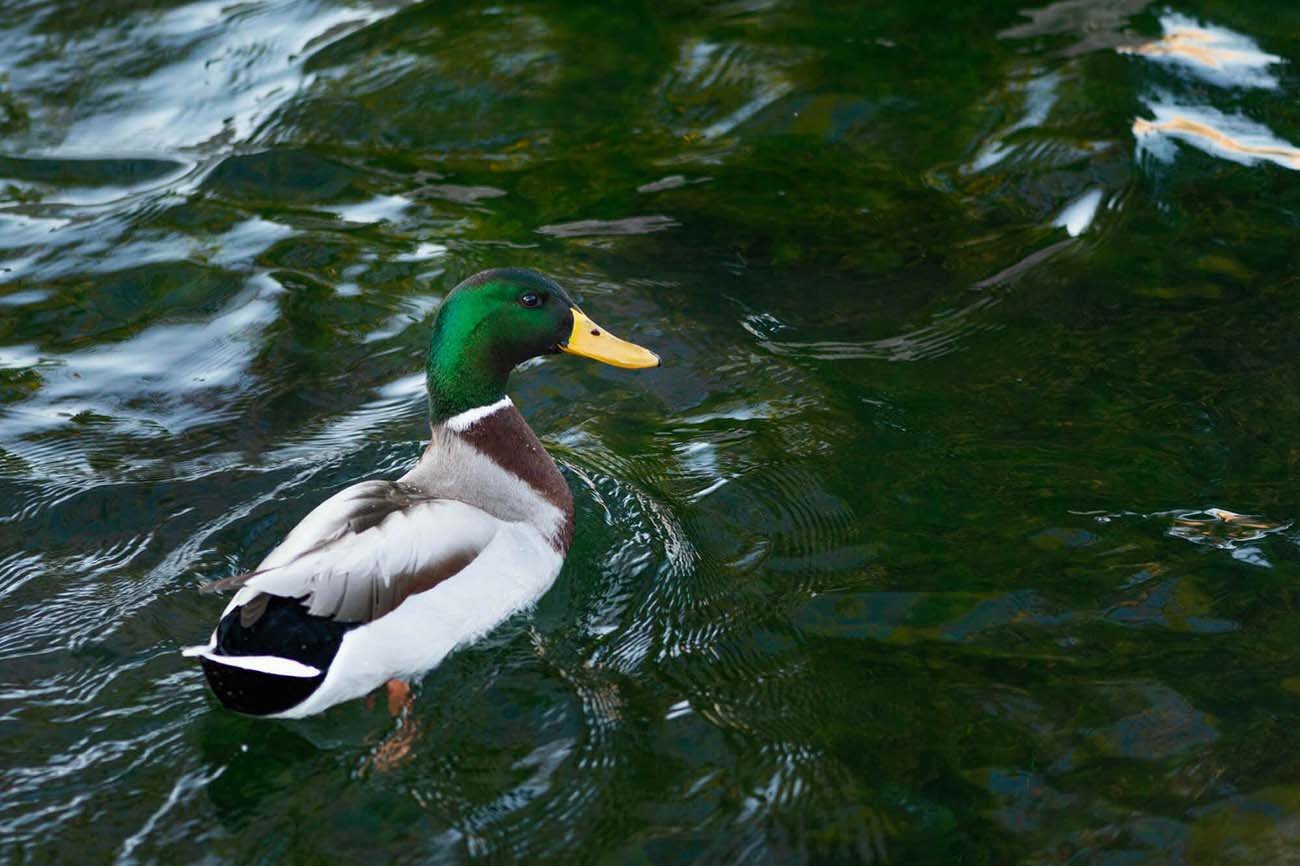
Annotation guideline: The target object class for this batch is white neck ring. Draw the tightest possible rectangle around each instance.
[445,396,513,432]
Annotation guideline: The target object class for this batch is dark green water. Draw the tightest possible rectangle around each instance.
[4,0,1300,862]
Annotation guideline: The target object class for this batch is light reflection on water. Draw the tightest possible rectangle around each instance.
[1119,12,1282,89]
[2,0,1300,863]
[1134,107,1300,171]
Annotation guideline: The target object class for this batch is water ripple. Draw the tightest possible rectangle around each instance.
[2,0,1300,862]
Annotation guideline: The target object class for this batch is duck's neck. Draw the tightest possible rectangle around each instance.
[426,329,512,425]
[403,398,575,553]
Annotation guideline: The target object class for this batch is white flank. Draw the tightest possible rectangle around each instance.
[272,520,564,718]
[445,396,513,432]
[199,652,321,678]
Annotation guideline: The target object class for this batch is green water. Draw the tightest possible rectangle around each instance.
[4,0,1300,862]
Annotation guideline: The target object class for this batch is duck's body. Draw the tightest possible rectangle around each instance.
[185,269,657,718]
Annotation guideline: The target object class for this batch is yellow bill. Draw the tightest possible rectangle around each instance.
[561,308,660,369]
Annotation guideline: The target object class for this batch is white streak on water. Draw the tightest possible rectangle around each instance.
[333,194,412,225]
[968,72,1061,172]
[209,217,295,267]
[1119,13,1282,90]
[394,242,449,262]
[0,212,72,249]
[0,289,46,306]
[702,80,793,139]
[1,273,283,442]
[1054,188,1104,236]
[59,0,397,154]
[1135,101,1300,171]
[115,765,226,866]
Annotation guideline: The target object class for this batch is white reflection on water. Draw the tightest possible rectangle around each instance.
[208,217,295,267]
[1122,13,1295,174]
[332,194,411,225]
[393,242,449,262]
[1166,507,1292,552]
[0,0,406,288]
[662,39,795,142]
[1134,102,1300,171]
[967,72,1060,173]
[59,0,399,154]
[1119,12,1282,90]
[0,212,72,248]
[0,211,292,283]
[1053,188,1104,237]
[2,272,283,444]
[0,159,194,209]
[1079,506,1293,569]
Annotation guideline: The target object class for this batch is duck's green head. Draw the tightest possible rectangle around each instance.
[426,268,659,422]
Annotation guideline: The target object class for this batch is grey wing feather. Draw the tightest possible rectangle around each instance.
[339,480,429,534]
[198,480,428,593]
[202,481,499,626]
[305,544,481,622]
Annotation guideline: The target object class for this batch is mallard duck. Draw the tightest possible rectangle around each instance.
[183,268,659,718]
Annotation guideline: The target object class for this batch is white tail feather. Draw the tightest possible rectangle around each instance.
[181,642,214,658]
[198,652,321,678]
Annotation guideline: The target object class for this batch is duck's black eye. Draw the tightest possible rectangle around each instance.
[519,292,542,308]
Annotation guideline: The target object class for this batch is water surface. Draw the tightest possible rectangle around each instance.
[4,0,1300,863]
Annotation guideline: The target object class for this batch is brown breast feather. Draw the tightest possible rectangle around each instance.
[456,406,575,553]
